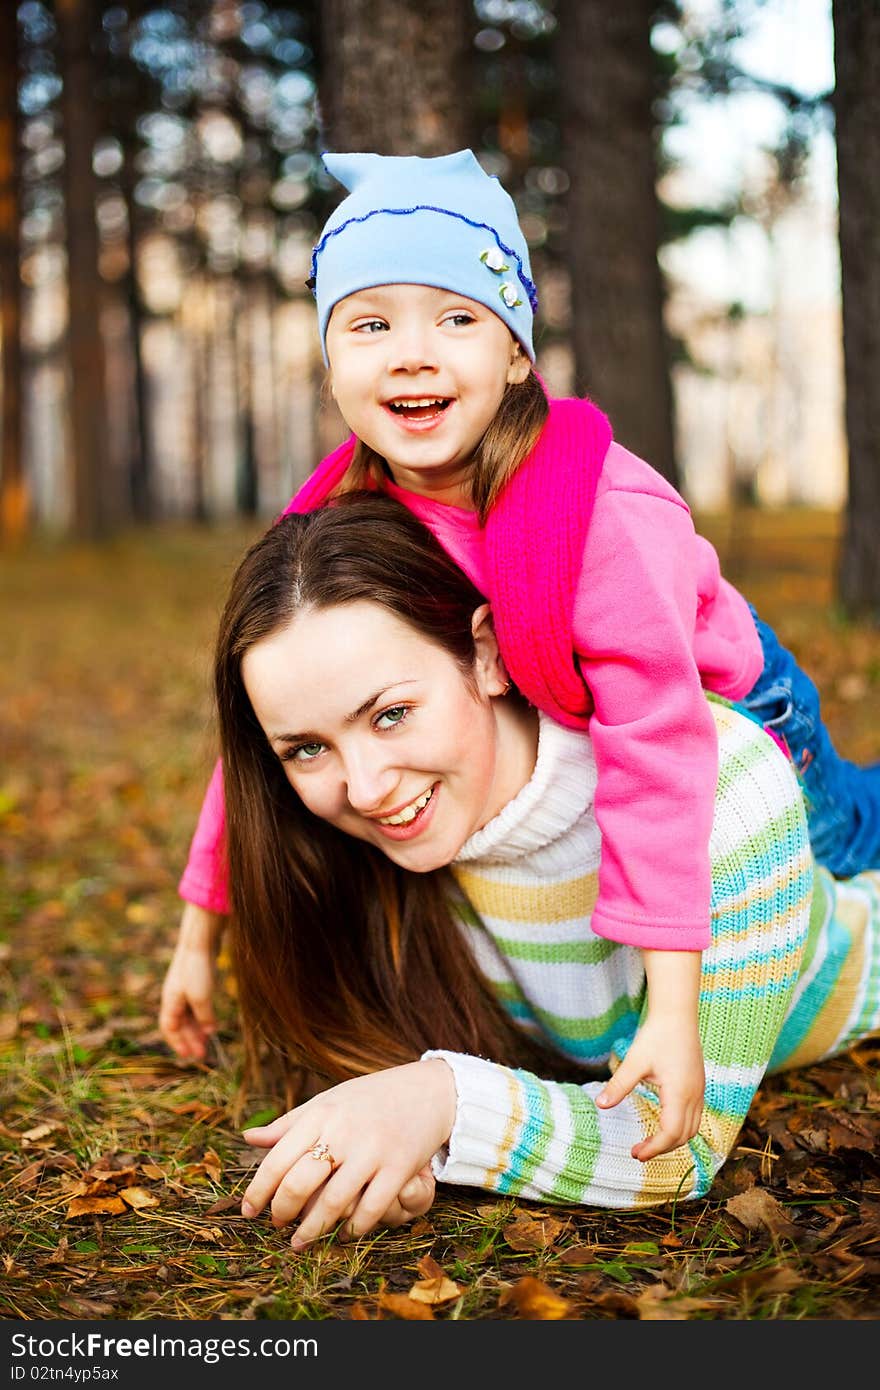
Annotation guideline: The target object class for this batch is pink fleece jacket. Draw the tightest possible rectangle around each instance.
[178,434,763,951]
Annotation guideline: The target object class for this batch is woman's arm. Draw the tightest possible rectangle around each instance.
[239,1060,456,1248]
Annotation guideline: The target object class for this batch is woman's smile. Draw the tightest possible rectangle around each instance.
[240,599,531,873]
[371,782,439,839]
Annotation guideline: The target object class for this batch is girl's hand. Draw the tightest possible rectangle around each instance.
[240,1060,456,1249]
[595,946,705,1161]
[158,903,224,1061]
[595,1014,705,1161]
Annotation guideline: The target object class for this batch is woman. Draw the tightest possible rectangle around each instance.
[160,493,880,1251]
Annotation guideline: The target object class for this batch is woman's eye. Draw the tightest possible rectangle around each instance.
[375,705,408,731]
[283,742,325,763]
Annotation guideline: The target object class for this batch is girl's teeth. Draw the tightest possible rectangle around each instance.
[378,788,433,825]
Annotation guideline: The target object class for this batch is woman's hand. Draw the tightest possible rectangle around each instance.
[158,902,224,1061]
[240,1060,456,1249]
[595,948,705,1161]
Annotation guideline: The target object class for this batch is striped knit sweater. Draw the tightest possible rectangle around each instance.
[423,698,880,1207]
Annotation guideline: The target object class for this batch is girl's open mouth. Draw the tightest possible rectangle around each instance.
[386,398,452,423]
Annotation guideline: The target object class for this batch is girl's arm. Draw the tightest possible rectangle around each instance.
[595,949,704,1160]
[178,758,231,915]
[159,901,224,1061]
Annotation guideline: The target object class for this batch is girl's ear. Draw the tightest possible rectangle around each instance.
[506,342,531,386]
[471,603,511,697]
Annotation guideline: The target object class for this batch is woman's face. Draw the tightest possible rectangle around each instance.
[241,599,523,872]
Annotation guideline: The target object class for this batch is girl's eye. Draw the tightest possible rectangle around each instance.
[282,741,325,763]
[444,312,475,327]
[354,319,387,334]
[375,705,409,731]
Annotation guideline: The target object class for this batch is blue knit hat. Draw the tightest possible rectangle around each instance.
[309,149,537,363]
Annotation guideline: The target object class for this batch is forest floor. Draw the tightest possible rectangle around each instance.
[2,506,880,1323]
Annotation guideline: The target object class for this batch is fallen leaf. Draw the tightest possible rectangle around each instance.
[784,1165,837,1194]
[8,1158,46,1190]
[349,1301,372,1320]
[171,1101,223,1121]
[503,1212,566,1251]
[205,1196,241,1215]
[21,1121,61,1143]
[594,1290,640,1317]
[140,1162,165,1181]
[724,1265,805,1296]
[416,1253,446,1280]
[499,1276,572,1320]
[725,1188,798,1237]
[66,1195,127,1218]
[192,1226,226,1243]
[826,1119,875,1154]
[119,1186,160,1210]
[558,1243,598,1267]
[59,1296,116,1317]
[408,1275,462,1306]
[377,1291,435,1320]
[636,1285,719,1320]
[182,1148,223,1184]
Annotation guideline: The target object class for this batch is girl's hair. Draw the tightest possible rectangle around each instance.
[215,490,567,1089]
[331,369,549,524]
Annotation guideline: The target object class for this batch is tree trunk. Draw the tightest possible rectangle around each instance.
[57,0,109,538]
[121,149,153,522]
[557,0,678,486]
[319,0,473,154]
[0,1,25,542]
[832,0,880,619]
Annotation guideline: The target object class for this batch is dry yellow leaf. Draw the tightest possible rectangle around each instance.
[408,1276,462,1306]
[119,1185,160,1210]
[66,1194,127,1218]
[21,1121,61,1143]
[499,1276,571,1320]
[377,1291,435,1320]
[503,1212,565,1251]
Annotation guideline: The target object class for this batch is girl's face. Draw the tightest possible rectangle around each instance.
[241,599,533,873]
[325,284,530,504]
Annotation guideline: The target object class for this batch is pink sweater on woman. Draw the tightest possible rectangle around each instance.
[179,425,762,951]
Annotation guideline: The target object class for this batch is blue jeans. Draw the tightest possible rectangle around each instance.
[739,606,880,877]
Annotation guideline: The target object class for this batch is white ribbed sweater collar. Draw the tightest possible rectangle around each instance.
[454,712,596,865]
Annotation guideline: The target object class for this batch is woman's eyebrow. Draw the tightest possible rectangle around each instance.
[344,680,418,724]
[271,680,419,743]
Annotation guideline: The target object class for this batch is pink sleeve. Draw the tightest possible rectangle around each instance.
[573,486,717,951]
[178,434,357,916]
[178,758,231,914]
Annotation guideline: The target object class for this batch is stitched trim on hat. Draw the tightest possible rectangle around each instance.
[310,204,539,313]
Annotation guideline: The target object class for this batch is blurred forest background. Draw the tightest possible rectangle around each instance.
[0,0,878,612]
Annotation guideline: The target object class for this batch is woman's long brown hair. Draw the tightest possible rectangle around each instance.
[215,491,568,1090]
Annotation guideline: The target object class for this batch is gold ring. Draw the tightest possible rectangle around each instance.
[307,1141,336,1169]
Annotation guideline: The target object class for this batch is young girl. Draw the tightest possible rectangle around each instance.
[161,149,880,1161]
[204,493,879,1249]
